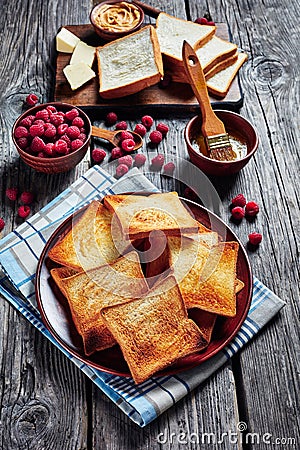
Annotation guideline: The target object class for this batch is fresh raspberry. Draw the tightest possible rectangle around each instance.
[156,123,169,135]
[66,126,80,140]
[33,119,45,126]
[163,162,175,175]
[119,130,133,141]
[134,153,146,167]
[106,112,118,125]
[31,136,46,152]
[54,139,69,154]
[80,127,86,134]
[19,115,35,127]
[231,206,245,220]
[195,17,208,24]
[121,138,135,152]
[17,137,29,149]
[72,117,84,128]
[111,146,123,160]
[0,218,5,231]
[15,126,28,139]
[25,93,39,106]
[37,151,46,158]
[118,155,133,168]
[57,123,68,136]
[44,123,57,139]
[91,148,106,163]
[70,139,83,151]
[231,194,246,207]
[78,133,86,142]
[245,201,259,217]
[151,154,164,170]
[115,121,127,130]
[20,191,34,205]
[115,164,129,179]
[134,123,147,137]
[149,130,163,145]
[60,134,71,147]
[6,187,18,201]
[18,205,31,219]
[49,113,64,126]
[44,142,56,156]
[65,108,79,121]
[29,123,44,137]
[46,105,57,114]
[207,21,216,26]
[159,73,172,89]
[248,232,262,246]
[141,115,154,129]
[35,109,49,121]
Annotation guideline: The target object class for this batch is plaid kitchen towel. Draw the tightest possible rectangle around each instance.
[0,166,285,427]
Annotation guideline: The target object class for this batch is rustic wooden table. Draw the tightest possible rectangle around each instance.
[0,0,299,449]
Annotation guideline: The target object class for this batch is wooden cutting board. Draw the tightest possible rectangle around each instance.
[54,24,244,111]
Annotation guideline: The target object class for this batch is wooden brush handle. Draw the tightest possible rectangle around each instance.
[132,0,161,18]
[182,41,226,137]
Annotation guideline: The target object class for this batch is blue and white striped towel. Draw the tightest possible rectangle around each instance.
[0,166,285,427]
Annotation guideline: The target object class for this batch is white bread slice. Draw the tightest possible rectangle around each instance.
[97,25,163,99]
[205,52,238,80]
[207,52,248,98]
[195,36,237,74]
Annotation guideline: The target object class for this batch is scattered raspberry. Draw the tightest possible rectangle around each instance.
[17,137,29,149]
[70,139,83,151]
[163,162,175,175]
[20,191,34,205]
[231,206,245,220]
[111,147,123,160]
[134,153,146,167]
[14,126,28,139]
[46,105,57,114]
[31,136,46,152]
[159,73,172,89]
[119,130,133,141]
[151,154,165,170]
[25,93,39,106]
[141,115,154,129]
[207,21,215,26]
[65,108,79,121]
[44,142,56,156]
[245,201,259,217]
[118,155,133,168]
[19,115,35,127]
[195,17,208,24]
[134,123,147,137]
[18,205,31,219]
[66,126,80,140]
[149,130,163,145]
[72,117,84,128]
[231,194,246,208]
[156,123,169,135]
[29,123,44,137]
[121,138,135,152]
[57,123,68,135]
[115,121,128,130]
[44,123,57,138]
[6,187,18,201]
[248,232,262,246]
[115,164,129,178]
[0,218,5,231]
[106,112,118,125]
[92,148,106,163]
[35,109,49,121]
[54,139,69,154]
[49,113,64,127]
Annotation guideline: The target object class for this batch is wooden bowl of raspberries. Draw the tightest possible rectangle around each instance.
[12,102,91,174]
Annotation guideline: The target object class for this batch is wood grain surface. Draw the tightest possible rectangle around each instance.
[0,0,299,449]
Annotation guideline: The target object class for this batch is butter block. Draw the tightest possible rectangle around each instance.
[70,41,96,67]
[56,27,80,53]
[63,62,96,90]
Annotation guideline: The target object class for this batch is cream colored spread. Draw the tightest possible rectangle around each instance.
[93,2,141,32]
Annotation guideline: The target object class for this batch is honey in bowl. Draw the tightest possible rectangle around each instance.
[92,1,141,33]
[191,130,248,161]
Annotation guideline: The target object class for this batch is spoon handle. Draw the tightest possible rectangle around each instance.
[91,126,116,144]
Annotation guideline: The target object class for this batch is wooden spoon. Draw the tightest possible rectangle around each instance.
[91,126,143,151]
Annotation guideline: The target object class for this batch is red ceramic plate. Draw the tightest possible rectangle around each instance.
[36,196,252,377]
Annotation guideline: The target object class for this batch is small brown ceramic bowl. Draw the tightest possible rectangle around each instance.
[12,102,91,174]
[90,0,144,42]
[184,110,259,177]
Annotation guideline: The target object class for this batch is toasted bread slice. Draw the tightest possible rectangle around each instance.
[189,308,217,344]
[235,278,245,294]
[103,192,200,240]
[101,275,208,383]
[50,266,80,297]
[48,200,123,271]
[60,251,148,356]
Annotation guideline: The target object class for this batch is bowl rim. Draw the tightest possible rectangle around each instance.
[12,101,91,163]
[185,109,259,165]
[90,0,145,37]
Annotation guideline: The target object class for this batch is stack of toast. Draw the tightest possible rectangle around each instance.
[48,192,244,383]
